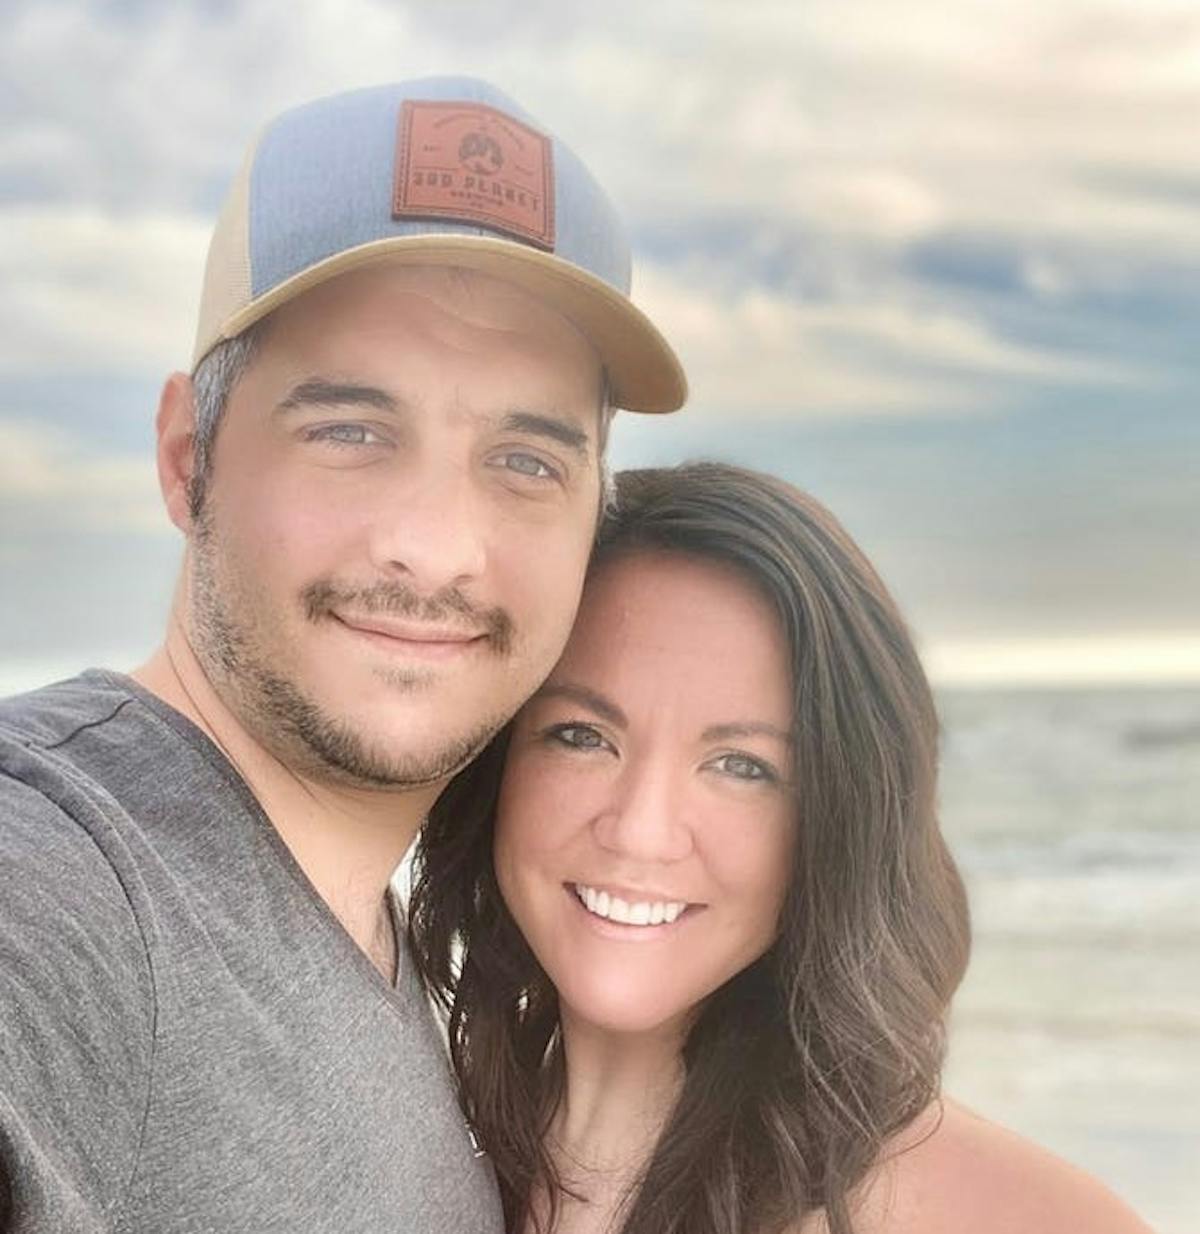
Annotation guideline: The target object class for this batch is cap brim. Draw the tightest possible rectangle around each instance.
[193,233,687,414]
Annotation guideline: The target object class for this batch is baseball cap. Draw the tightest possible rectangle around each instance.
[194,77,687,413]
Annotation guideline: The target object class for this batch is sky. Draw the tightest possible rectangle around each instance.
[1,0,1198,688]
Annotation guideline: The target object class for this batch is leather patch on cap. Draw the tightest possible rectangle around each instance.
[393,100,555,250]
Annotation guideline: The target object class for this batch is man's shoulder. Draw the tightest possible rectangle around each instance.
[0,669,189,894]
[839,1099,1154,1234]
[0,668,141,751]
[0,688,140,915]
[0,667,220,819]
[0,681,155,1018]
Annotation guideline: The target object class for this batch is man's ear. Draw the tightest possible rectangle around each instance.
[156,371,197,533]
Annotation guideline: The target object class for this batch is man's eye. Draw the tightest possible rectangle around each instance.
[708,753,776,783]
[494,451,558,480]
[305,423,386,447]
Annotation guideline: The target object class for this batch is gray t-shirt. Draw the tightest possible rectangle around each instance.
[0,671,502,1233]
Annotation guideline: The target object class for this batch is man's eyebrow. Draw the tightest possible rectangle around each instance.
[275,378,400,415]
[501,411,591,459]
[700,721,793,745]
[532,682,627,727]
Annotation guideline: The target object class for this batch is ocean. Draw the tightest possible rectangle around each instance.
[0,662,1194,1229]
[938,684,1199,1234]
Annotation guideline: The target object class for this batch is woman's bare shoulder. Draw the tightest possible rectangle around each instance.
[796,1098,1154,1234]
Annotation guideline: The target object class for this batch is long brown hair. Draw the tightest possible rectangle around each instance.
[409,462,971,1234]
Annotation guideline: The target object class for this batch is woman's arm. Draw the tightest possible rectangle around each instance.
[797,1099,1154,1234]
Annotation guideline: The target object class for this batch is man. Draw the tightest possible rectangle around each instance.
[0,78,685,1232]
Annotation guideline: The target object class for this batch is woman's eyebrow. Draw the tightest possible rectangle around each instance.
[701,721,792,744]
[532,682,627,727]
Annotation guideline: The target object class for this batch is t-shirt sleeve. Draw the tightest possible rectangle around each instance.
[0,770,154,1232]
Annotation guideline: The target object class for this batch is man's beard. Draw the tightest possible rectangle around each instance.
[189,511,517,789]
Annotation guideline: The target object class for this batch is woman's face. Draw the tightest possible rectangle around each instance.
[494,550,796,1039]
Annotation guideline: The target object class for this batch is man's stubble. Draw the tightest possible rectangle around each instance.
[188,505,517,791]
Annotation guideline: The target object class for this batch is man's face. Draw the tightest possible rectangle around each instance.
[186,263,605,789]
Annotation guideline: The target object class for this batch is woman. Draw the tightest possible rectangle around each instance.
[410,462,1150,1234]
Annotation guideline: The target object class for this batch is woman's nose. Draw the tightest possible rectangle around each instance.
[591,758,694,864]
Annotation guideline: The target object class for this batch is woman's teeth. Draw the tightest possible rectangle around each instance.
[573,883,686,926]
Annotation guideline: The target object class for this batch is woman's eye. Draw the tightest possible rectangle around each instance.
[305,423,386,447]
[547,723,609,751]
[709,753,776,783]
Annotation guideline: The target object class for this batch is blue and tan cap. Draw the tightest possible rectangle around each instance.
[194,77,687,413]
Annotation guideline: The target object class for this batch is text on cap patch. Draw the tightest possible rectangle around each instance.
[393,100,556,250]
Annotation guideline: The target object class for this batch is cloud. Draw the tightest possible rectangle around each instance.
[0,205,208,374]
[0,0,1192,680]
[0,416,165,534]
[0,0,1195,413]
[634,261,1134,417]
[7,1,1198,247]
[549,3,1200,247]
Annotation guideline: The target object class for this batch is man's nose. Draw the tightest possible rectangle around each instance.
[367,456,488,594]
[591,757,694,865]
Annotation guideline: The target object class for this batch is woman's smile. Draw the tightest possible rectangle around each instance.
[569,882,692,928]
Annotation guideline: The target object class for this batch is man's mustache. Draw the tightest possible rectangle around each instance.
[302,579,515,656]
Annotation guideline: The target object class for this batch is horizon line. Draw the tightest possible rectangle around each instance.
[3,633,1200,698]
[920,634,1200,689]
